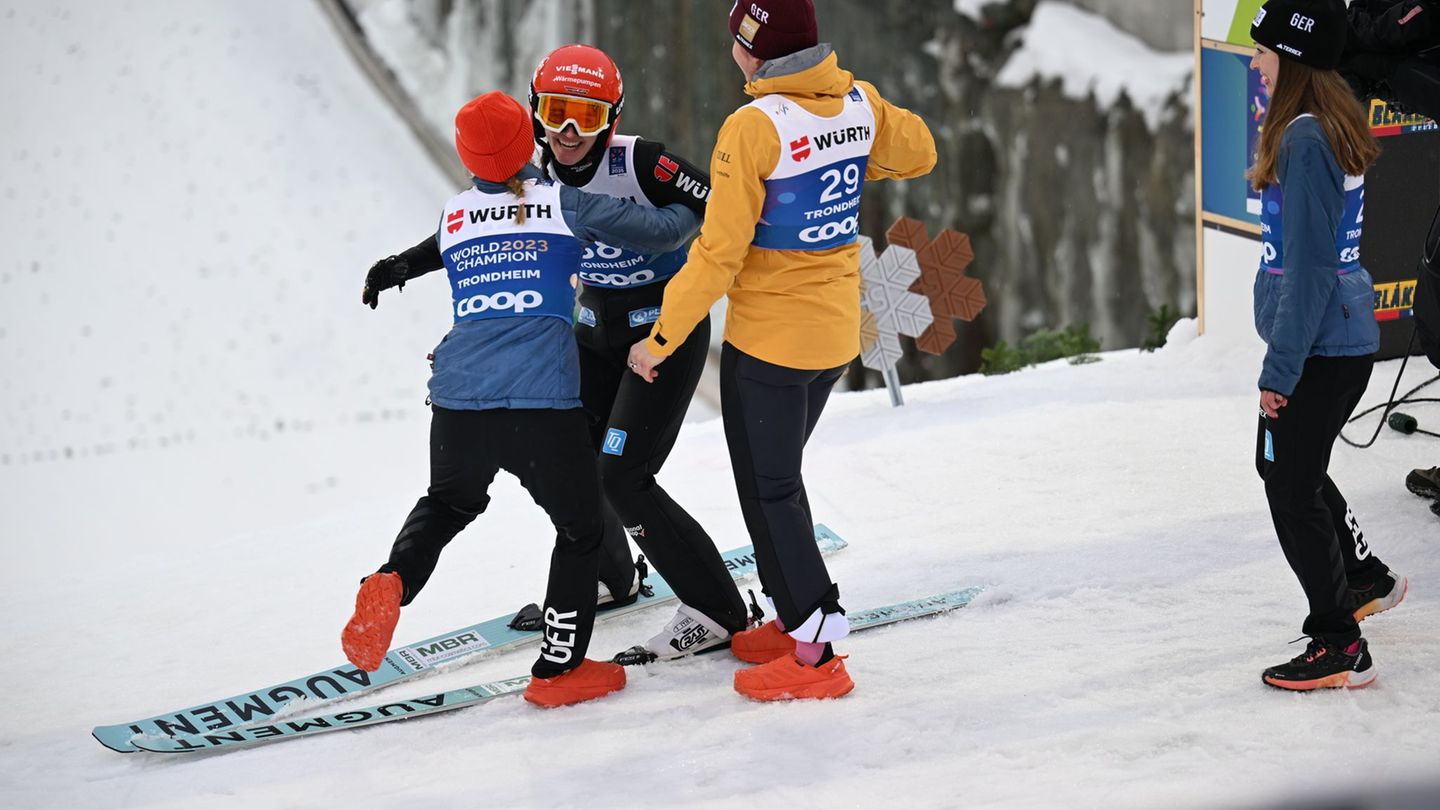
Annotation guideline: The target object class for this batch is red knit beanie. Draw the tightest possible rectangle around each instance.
[728,0,818,61]
[454,92,537,182]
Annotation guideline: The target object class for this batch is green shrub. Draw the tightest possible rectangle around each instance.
[979,340,1027,375]
[1140,304,1182,353]
[980,324,1101,375]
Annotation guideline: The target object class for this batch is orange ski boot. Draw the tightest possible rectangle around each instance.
[730,620,796,664]
[524,659,627,707]
[734,653,854,701]
[341,572,403,672]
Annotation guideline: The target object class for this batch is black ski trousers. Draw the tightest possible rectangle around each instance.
[720,342,847,635]
[577,283,748,633]
[380,406,604,678]
[1255,354,1384,645]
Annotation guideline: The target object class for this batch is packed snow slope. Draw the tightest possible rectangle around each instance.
[3,3,1439,810]
[0,0,456,467]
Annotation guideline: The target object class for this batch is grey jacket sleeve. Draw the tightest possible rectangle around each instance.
[558,184,702,255]
[1258,128,1345,396]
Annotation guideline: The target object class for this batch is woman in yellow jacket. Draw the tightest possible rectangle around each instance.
[628,0,936,701]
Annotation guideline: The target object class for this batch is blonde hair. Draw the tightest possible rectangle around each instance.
[1248,60,1380,191]
[505,175,528,225]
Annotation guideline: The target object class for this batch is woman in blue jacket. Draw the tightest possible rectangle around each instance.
[1248,0,1406,691]
[343,91,701,708]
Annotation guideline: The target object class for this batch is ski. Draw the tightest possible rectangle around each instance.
[129,586,984,754]
[93,525,848,753]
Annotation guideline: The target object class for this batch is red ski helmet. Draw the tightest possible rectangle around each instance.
[529,44,624,146]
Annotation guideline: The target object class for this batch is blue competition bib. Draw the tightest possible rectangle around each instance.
[437,182,581,324]
[753,155,870,250]
[746,85,876,252]
[576,135,696,289]
[443,234,580,324]
[1259,173,1365,275]
[578,242,688,289]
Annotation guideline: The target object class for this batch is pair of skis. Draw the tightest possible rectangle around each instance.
[91,526,848,754]
[131,587,985,754]
[95,525,985,755]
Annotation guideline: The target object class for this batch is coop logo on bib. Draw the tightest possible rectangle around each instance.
[455,290,544,318]
[799,215,860,244]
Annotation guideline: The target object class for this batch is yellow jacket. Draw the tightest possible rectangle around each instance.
[646,48,937,370]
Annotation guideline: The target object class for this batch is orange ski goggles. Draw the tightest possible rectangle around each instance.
[535,93,612,136]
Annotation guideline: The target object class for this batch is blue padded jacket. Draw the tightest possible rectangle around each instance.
[1252,115,1379,396]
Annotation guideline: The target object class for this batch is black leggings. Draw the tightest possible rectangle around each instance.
[380,406,604,678]
[576,283,749,633]
[721,342,847,636]
[1255,354,1385,645]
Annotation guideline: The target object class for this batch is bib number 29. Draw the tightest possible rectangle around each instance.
[819,164,861,204]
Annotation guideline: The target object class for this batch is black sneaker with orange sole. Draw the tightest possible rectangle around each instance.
[1262,637,1376,691]
[1349,570,1408,622]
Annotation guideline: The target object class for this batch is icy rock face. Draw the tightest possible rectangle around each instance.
[1059,0,1192,51]
[345,0,1195,383]
[343,0,592,138]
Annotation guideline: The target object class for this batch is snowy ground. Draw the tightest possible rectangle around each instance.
[3,2,1439,809]
[2,322,1438,810]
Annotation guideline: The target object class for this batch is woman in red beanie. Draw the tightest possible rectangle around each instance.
[344,91,703,707]
[368,44,754,666]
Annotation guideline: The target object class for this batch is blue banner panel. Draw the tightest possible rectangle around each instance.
[1201,47,1260,228]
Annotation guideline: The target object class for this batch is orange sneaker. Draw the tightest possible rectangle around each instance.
[341,572,403,672]
[731,620,796,664]
[524,659,627,707]
[734,653,854,701]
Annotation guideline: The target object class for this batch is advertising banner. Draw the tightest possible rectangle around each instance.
[1360,129,1440,358]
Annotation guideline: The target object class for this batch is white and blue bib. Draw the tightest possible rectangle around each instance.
[748,85,876,251]
[576,135,693,289]
[1259,115,1365,276]
[1260,174,1364,275]
[437,181,581,324]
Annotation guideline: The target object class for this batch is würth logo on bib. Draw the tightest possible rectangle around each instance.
[813,126,872,151]
[654,155,678,182]
[790,135,812,161]
[446,209,464,235]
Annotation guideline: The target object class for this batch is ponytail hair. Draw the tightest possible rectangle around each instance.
[1248,60,1380,191]
[505,175,528,225]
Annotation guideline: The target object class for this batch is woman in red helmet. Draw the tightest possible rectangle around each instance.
[368,45,752,663]
[532,44,754,658]
[346,91,702,707]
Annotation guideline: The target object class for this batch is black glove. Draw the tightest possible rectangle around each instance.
[362,255,410,309]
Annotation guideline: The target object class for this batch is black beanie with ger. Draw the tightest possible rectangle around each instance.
[1250,0,1348,70]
